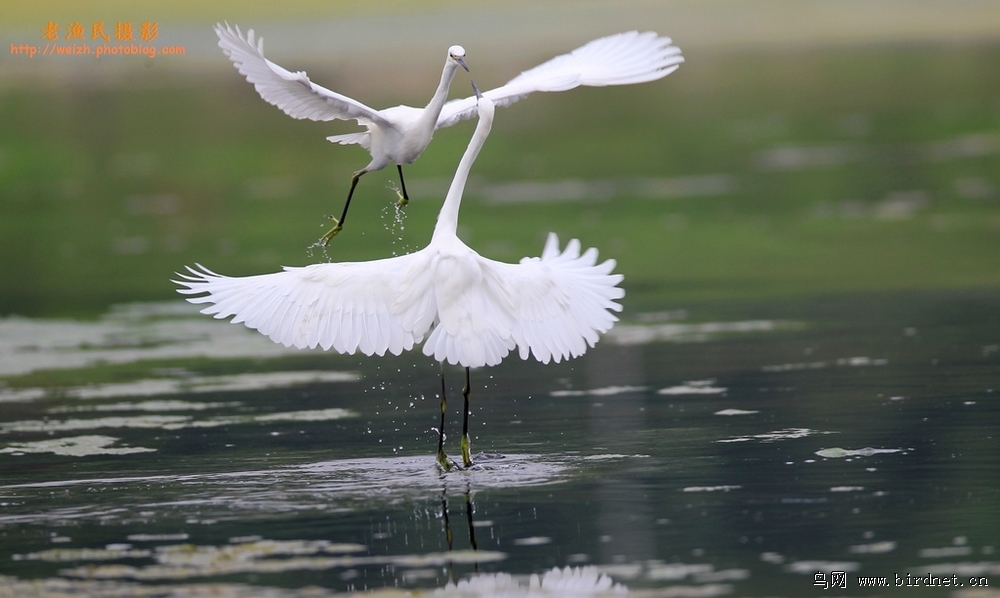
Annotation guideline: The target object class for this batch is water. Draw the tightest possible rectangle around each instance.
[0,289,997,596]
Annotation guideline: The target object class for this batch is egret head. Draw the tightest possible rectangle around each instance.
[448,45,469,72]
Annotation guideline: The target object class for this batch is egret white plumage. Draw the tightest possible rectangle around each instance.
[174,87,624,469]
[215,24,682,244]
[216,23,469,245]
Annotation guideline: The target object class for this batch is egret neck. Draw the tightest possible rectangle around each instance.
[418,49,469,133]
[431,98,494,243]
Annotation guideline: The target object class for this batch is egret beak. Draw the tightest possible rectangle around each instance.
[456,56,469,72]
[471,80,482,99]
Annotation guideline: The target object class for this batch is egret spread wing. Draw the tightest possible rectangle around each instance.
[215,23,388,127]
[173,253,435,357]
[483,233,624,365]
[437,31,683,128]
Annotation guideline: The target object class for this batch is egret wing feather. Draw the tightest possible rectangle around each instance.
[437,31,683,128]
[326,132,371,149]
[215,23,388,127]
[173,253,434,357]
[481,233,624,365]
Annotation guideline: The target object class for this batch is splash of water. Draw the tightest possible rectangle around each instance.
[382,182,415,256]
[306,223,334,262]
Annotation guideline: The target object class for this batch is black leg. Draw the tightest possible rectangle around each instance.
[338,172,363,227]
[461,367,473,468]
[320,170,366,246]
[437,363,453,471]
[396,164,410,206]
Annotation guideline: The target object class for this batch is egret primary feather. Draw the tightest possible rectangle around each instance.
[437,31,684,128]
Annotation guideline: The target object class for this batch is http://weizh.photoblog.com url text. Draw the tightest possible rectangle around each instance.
[9,21,185,59]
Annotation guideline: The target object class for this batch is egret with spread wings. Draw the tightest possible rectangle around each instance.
[174,87,624,470]
[216,24,682,245]
[216,23,469,245]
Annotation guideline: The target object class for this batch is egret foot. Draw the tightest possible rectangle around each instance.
[460,435,473,469]
[394,164,410,210]
[437,448,458,472]
[319,219,343,247]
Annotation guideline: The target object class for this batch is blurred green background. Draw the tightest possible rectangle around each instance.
[2,0,999,318]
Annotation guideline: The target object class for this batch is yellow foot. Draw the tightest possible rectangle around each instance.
[319,220,343,247]
[437,450,457,472]
[460,435,473,469]
[394,191,409,210]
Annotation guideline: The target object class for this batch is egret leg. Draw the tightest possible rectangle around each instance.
[320,169,366,246]
[395,164,410,209]
[460,367,473,468]
[437,364,455,471]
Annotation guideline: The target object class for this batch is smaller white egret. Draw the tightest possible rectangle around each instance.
[215,24,683,245]
[216,23,469,245]
[174,86,624,469]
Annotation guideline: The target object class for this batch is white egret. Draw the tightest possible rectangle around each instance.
[174,87,624,469]
[215,24,682,244]
[216,23,469,245]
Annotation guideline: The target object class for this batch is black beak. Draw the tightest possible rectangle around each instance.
[456,56,469,72]
[471,80,482,99]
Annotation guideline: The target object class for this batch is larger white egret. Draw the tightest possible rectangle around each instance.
[174,87,624,469]
[215,24,683,244]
